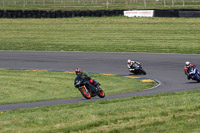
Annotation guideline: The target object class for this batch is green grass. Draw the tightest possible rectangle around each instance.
[0,0,200,10]
[0,15,199,132]
[0,17,200,54]
[1,89,200,132]
[0,69,155,105]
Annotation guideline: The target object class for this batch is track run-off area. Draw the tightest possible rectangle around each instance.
[0,51,199,111]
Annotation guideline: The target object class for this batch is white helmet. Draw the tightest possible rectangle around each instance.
[185,61,190,66]
[127,59,131,64]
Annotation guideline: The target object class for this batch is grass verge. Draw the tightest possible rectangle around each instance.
[0,69,155,105]
[0,89,200,132]
[0,17,200,54]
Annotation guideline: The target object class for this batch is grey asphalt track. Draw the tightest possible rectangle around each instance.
[0,51,199,111]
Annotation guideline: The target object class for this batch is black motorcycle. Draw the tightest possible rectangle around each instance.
[74,75,105,99]
[128,62,146,75]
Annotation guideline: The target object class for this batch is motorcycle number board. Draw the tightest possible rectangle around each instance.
[124,10,154,17]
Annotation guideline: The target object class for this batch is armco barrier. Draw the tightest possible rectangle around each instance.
[0,9,200,18]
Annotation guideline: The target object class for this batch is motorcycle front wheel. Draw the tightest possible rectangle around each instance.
[79,86,91,99]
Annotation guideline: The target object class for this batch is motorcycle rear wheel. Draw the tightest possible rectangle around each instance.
[97,87,105,98]
[140,69,147,75]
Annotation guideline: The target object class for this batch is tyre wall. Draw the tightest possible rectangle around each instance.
[0,9,200,18]
[154,9,200,17]
[0,10,123,18]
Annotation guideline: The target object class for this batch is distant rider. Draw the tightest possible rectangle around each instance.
[127,59,141,72]
[75,68,99,93]
[184,61,195,80]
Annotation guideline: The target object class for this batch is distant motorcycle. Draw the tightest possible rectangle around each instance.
[187,66,200,82]
[74,75,105,99]
[128,62,146,75]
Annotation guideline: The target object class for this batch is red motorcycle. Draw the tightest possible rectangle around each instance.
[74,75,105,99]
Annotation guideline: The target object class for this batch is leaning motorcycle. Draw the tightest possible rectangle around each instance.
[129,63,146,75]
[187,67,200,82]
[74,75,105,99]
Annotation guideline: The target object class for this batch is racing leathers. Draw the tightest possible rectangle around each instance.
[80,71,99,94]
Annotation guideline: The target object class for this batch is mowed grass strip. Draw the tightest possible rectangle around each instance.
[0,17,200,54]
[0,69,155,104]
[0,89,200,132]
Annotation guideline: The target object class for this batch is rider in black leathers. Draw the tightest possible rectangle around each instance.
[75,68,98,94]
